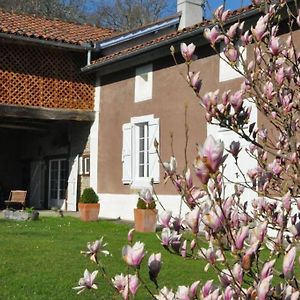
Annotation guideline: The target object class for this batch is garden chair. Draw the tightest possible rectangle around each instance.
[4,190,27,209]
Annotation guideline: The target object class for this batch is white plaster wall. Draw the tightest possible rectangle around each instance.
[98,193,191,221]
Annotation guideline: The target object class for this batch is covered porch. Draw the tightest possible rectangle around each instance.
[0,104,94,211]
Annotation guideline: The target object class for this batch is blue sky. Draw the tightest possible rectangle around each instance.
[164,0,252,18]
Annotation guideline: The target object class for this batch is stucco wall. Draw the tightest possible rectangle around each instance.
[98,46,244,196]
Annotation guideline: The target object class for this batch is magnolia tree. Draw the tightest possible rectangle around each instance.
[73,0,300,299]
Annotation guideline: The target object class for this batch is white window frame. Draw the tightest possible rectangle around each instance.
[134,64,153,102]
[79,156,90,175]
[219,42,246,82]
[122,114,159,189]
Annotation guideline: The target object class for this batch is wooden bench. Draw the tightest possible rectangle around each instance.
[5,190,27,209]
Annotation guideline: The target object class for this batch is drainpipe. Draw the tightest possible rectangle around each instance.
[87,49,92,66]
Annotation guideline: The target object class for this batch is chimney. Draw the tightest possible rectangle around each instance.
[177,0,204,30]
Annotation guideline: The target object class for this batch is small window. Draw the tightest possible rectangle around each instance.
[122,114,159,188]
[79,156,90,176]
[219,42,246,82]
[134,64,153,102]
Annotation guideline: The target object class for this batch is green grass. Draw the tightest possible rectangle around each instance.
[0,217,213,300]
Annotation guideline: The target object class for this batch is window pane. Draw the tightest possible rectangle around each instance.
[139,125,144,138]
[139,165,144,177]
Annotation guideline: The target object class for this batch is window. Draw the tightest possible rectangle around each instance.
[134,64,153,102]
[79,156,90,175]
[137,123,149,178]
[122,114,159,188]
[219,42,246,82]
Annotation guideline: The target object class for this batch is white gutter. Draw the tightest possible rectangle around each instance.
[96,16,180,50]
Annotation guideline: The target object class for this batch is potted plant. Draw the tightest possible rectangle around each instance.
[134,188,158,232]
[78,187,100,221]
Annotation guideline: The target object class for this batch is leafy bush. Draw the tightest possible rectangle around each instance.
[136,197,156,209]
[79,188,99,203]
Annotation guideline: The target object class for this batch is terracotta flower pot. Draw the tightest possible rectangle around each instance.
[78,203,100,221]
[134,208,158,232]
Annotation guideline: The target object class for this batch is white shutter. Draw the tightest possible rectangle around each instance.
[148,118,160,183]
[67,156,78,212]
[78,156,83,175]
[122,123,133,184]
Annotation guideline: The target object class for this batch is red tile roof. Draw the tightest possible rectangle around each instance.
[0,9,115,45]
[91,5,255,66]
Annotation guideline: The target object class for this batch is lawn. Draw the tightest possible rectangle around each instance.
[0,216,214,300]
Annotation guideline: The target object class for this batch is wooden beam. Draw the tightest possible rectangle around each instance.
[0,104,95,122]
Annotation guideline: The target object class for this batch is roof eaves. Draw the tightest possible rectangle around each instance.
[82,5,259,73]
[0,31,93,50]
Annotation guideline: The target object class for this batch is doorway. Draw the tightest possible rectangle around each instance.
[48,158,68,208]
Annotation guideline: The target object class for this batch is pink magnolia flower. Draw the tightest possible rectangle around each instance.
[175,285,191,300]
[185,207,200,234]
[268,159,283,176]
[200,135,226,173]
[188,72,202,94]
[163,156,177,176]
[252,15,268,41]
[202,280,214,297]
[219,269,232,287]
[269,36,280,56]
[189,281,200,298]
[194,157,210,184]
[199,241,224,271]
[112,273,139,299]
[257,275,272,300]
[203,288,220,300]
[224,286,234,300]
[283,247,296,279]
[275,67,285,85]
[175,281,200,300]
[122,241,145,267]
[251,221,268,243]
[139,188,153,205]
[241,30,252,46]
[202,208,224,233]
[282,191,291,211]
[214,5,229,22]
[180,43,196,62]
[224,46,238,63]
[155,286,175,300]
[227,22,239,39]
[190,239,196,252]
[73,269,98,294]
[260,259,276,279]
[233,263,243,285]
[148,252,162,282]
[203,26,220,45]
[228,141,241,158]
[158,228,181,248]
[185,168,193,189]
[235,226,249,250]
[127,228,135,242]
[230,90,243,112]
[263,81,275,100]
[81,237,109,264]
[181,240,187,258]
[159,210,172,228]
